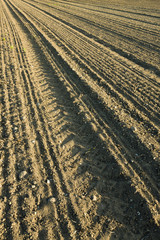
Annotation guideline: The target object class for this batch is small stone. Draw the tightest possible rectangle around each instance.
[19,170,27,179]
[46,179,50,184]
[32,185,36,189]
[48,197,56,203]
[72,231,77,236]
[131,126,136,131]
[93,195,97,201]
[92,195,97,201]
[31,140,35,144]
[13,127,18,132]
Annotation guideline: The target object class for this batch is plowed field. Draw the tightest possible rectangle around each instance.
[0,0,160,239]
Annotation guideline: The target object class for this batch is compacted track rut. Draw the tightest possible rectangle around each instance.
[0,0,160,239]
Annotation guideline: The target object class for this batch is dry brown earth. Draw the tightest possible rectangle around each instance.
[0,0,160,239]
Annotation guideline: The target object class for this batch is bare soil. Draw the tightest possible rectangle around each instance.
[0,0,160,239]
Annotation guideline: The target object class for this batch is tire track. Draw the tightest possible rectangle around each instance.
[0,11,25,239]
[1,0,160,238]
[13,0,160,120]
[10,0,160,152]
[1,2,76,239]
[2,1,85,238]
[5,0,160,229]
[10,0,160,184]
[1,8,38,239]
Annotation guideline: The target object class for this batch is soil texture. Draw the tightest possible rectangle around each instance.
[0,0,160,239]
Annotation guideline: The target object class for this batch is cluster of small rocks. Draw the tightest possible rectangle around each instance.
[19,171,56,205]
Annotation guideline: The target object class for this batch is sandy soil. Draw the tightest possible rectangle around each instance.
[0,0,160,239]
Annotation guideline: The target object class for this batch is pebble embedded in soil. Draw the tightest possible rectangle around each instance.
[92,195,97,201]
[46,179,50,184]
[130,126,137,131]
[48,197,56,203]
[13,126,18,132]
[19,170,27,179]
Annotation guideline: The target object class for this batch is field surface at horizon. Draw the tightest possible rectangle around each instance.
[0,0,160,239]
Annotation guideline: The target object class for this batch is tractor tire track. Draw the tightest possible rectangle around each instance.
[7,0,160,198]
[1,0,160,239]
[12,0,160,123]
[1,2,83,239]
[6,0,160,221]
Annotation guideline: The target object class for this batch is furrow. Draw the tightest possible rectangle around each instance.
[32,0,160,25]
[1,0,160,239]
[2,0,85,238]
[0,1,128,238]
[22,0,160,75]
[26,0,160,48]
[12,0,160,118]
[1,2,66,239]
[5,0,160,228]
[8,0,160,193]
[0,11,22,239]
